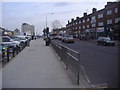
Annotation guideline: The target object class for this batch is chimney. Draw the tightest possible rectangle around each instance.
[76,17,79,20]
[83,13,87,17]
[92,8,97,13]
[107,2,113,5]
[71,18,74,22]
[68,20,69,24]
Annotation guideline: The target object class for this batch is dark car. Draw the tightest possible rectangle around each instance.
[63,36,74,43]
[97,37,115,46]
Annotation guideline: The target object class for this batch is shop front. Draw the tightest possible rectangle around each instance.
[96,27,105,38]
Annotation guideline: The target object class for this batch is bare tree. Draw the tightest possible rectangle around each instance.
[51,20,62,30]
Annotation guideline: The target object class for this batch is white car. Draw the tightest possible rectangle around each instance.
[2,36,20,48]
[16,35,28,43]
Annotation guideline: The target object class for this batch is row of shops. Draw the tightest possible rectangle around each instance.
[71,23,119,40]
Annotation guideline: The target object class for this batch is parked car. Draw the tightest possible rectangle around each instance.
[2,36,20,48]
[12,37,25,49]
[58,36,63,40]
[16,35,28,43]
[63,36,74,43]
[97,37,115,46]
[53,36,59,39]
[25,36,31,41]
[61,36,67,42]
[80,34,87,40]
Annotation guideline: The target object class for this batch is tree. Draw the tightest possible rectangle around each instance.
[51,20,62,30]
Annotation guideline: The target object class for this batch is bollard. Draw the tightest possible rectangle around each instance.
[7,47,9,62]
[13,47,15,57]
[2,48,5,60]
[16,46,18,54]
[27,40,30,47]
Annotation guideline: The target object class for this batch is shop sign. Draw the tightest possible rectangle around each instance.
[97,27,104,32]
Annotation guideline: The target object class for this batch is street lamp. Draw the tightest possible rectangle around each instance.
[44,13,54,46]
[46,13,54,28]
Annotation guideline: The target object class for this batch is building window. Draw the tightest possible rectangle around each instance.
[98,22,103,26]
[92,24,96,27]
[76,27,77,30]
[87,18,90,21]
[98,14,103,18]
[87,25,89,28]
[91,16,95,20]
[82,25,85,29]
[79,21,81,24]
[115,8,118,13]
[83,20,85,23]
[79,26,81,29]
[107,19,112,24]
[115,18,120,23]
[107,10,112,15]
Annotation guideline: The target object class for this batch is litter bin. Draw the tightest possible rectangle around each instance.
[45,38,50,46]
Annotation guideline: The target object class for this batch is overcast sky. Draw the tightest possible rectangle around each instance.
[1,0,116,35]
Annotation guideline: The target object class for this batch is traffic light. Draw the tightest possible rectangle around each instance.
[46,27,49,34]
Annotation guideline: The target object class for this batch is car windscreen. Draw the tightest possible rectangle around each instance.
[104,38,111,41]
[2,37,10,42]
[13,38,20,41]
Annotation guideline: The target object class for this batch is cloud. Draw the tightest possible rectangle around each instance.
[54,2,70,7]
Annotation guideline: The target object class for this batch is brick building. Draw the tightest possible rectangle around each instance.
[52,27,66,36]
[66,1,120,40]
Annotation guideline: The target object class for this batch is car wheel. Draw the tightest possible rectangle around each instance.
[112,44,115,46]
[103,43,106,46]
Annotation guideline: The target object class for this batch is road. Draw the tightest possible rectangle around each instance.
[52,39,118,88]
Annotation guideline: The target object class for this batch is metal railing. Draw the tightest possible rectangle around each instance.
[51,41,109,88]
[51,41,80,85]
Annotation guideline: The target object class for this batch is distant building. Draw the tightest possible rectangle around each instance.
[14,28,20,35]
[66,1,120,40]
[21,23,35,36]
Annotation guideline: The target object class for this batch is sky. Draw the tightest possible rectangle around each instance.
[1,0,116,35]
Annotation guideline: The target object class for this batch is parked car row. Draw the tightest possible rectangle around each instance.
[1,35,32,62]
[2,35,31,49]
[50,35,74,43]
[50,35,116,46]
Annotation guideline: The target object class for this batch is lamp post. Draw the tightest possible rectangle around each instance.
[46,13,54,28]
[45,13,54,46]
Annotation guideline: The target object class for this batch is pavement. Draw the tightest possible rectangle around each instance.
[2,38,91,88]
